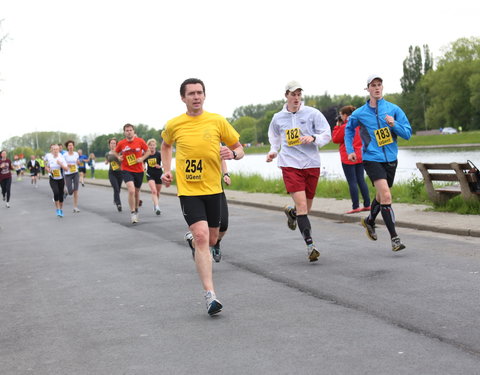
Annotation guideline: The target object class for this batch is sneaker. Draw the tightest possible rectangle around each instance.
[211,244,222,263]
[155,205,161,215]
[81,182,85,187]
[131,212,138,224]
[205,291,223,316]
[58,209,64,218]
[73,207,80,213]
[117,204,122,212]
[391,236,406,252]
[185,232,195,259]
[346,207,362,214]
[361,217,377,241]
[284,205,297,231]
[361,206,371,212]
[307,243,320,262]
[6,202,10,208]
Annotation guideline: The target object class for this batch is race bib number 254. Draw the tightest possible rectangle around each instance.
[185,159,203,182]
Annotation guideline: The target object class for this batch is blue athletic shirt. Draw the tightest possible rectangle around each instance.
[345,98,411,163]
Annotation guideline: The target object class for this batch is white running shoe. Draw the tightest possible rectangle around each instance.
[155,205,161,215]
[205,291,223,316]
[131,213,138,224]
[73,207,80,213]
[185,232,195,259]
[6,202,10,208]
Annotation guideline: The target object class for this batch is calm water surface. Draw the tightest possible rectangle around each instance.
[97,147,480,183]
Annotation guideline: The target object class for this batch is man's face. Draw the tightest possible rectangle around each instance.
[124,126,135,140]
[286,89,302,112]
[368,79,383,100]
[182,83,205,113]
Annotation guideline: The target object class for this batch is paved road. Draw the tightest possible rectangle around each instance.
[1,179,480,374]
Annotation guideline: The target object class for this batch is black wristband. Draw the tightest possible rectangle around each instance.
[223,173,230,177]
[311,135,316,142]
[232,150,237,160]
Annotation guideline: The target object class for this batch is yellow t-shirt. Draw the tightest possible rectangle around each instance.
[161,111,240,196]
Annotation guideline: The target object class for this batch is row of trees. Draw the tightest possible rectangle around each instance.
[2,37,479,157]
[230,37,480,144]
[396,37,480,131]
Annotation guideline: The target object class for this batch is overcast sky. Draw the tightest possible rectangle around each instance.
[1,0,479,147]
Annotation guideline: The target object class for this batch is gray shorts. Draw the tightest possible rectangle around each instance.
[65,172,79,194]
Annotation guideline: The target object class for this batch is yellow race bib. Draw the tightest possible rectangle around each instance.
[126,154,137,166]
[68,164,77,173]
[185,159,203,182]
[148,158,157,167]
[374,127,393,147]
[111,161,120,171]
[285,128,301,147]
[52,169,61,178]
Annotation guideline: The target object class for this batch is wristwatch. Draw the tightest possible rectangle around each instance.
[311,135,316,142]
[232,150,237,160]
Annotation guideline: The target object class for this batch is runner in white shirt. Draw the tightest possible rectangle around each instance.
[266,81,331,262]
[64,140,81,212]
[45,144,69,217]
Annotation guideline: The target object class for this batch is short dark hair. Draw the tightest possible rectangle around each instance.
[65,140,75,148]
[180,78,205,98]
[108,137,117,145]
[123,123,135,131]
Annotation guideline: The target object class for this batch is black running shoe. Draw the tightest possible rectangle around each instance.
[284,205,297,231]
[211,244,222,263]
[361,217,377,241]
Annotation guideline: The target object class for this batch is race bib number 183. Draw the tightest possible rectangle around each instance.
[374,127,393,147]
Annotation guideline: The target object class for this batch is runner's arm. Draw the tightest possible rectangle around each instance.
[160,141,173,187]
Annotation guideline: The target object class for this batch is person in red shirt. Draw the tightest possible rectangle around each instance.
[114,124,151,223]
[332,105,371,214]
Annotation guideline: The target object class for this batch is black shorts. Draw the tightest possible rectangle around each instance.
[363,160,398,187]
[78,167,87,174]
[146,173,163,184]
[122,171,144,189]
[179,193,222,227]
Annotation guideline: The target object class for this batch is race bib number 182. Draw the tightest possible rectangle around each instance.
[285,128,301,147]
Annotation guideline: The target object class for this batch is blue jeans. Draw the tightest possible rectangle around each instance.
[342,163,371,209]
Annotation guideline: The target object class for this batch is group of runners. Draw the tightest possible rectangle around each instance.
[0,74,411,316]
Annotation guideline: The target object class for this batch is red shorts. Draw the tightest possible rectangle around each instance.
[281,167,320,199]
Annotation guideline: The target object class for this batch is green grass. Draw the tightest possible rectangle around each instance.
[92,164,479,215]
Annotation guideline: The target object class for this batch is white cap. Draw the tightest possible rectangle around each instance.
[366,74,383,87]
[285,80,303,92]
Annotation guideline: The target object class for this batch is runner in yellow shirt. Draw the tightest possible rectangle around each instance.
[161,78,244,316]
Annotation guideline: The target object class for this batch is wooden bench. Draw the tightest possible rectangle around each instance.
[416,162,480,203]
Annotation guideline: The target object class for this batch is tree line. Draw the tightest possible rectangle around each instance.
[2,36,479,159]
